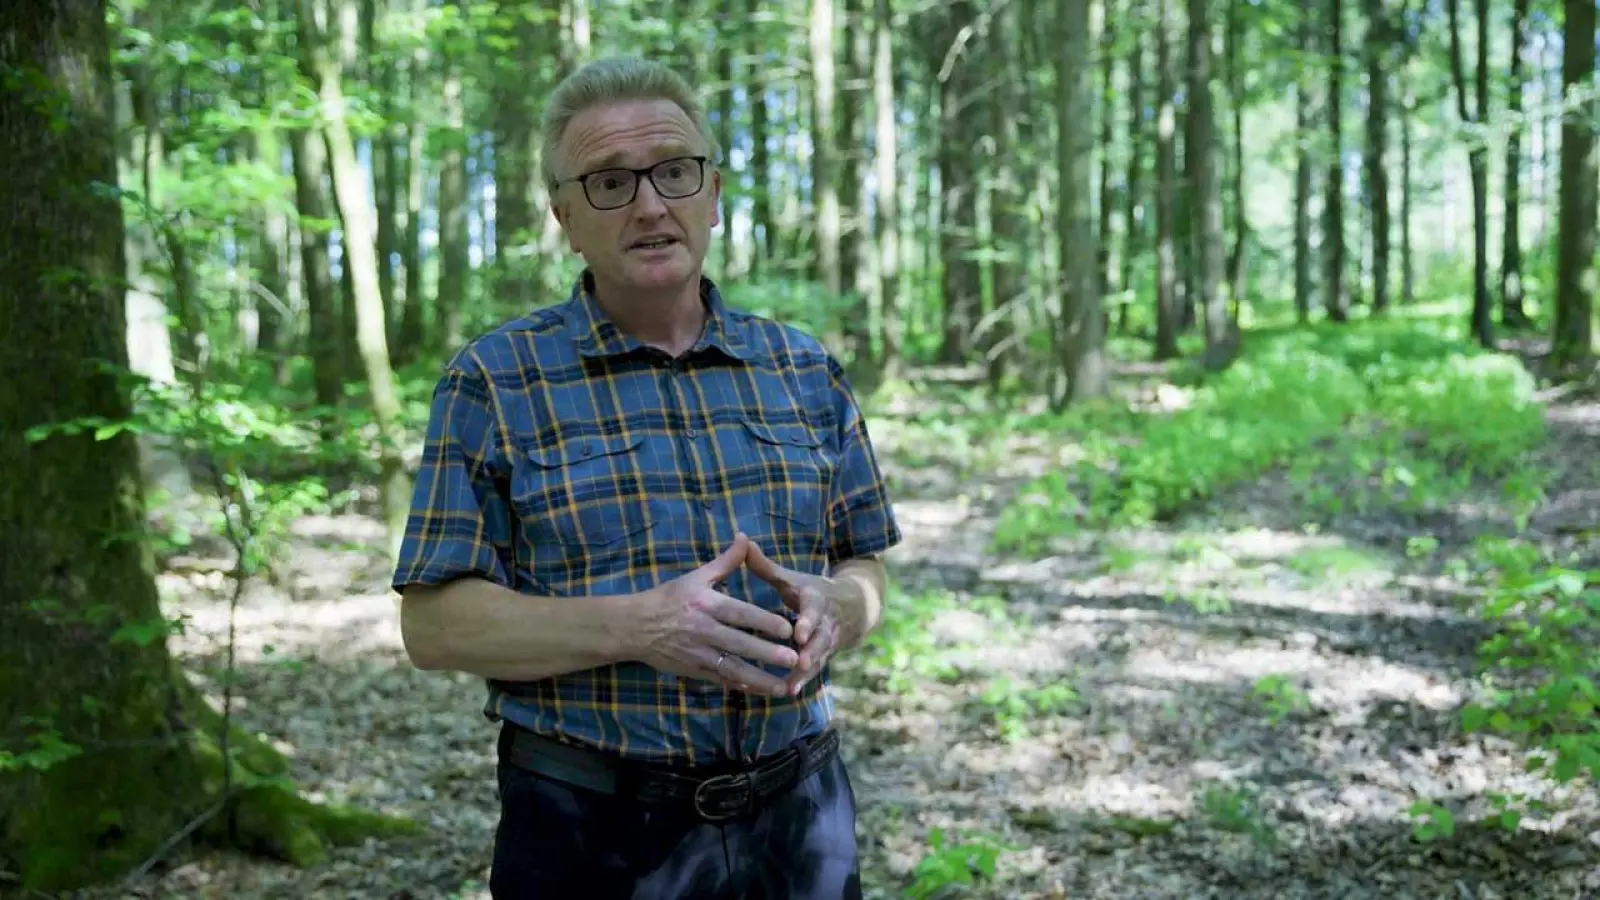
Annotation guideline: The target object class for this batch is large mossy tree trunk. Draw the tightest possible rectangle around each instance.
[0,1,413,889]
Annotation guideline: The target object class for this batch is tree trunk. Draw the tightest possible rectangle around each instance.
[987,0,1028,388]
[435,45,469,355]
[747,0,773,275]
[716,10,737,275]
[0,5,204,886]
[871,0,900,372]
[809,0,842,308]
[0,3,410,888]
[1154,0,1181,359]
[1057,0,1107,403]
[1448,0,1494,347]
[1323,0,1347,321]
[490,0,543,312]
[394,0,428,365]
[1121,7,1147,334]
[1293,6,1315,323]
[1097,1,1118,305]
[936,1,982,363]
[840,0,871,365]
[299,0,411,560]
[1401,77,1414,304]
[1225,0,1247,320]
[289,128,343,415]
[1364,0,1390,313]
[1552,0,1596,370]
[1500,0,1531,327]
[1188,0,1230,362]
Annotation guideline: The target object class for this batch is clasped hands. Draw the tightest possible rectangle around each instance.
[635,532,853,698]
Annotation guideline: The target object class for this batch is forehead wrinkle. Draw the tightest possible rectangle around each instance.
[561,103,705,176]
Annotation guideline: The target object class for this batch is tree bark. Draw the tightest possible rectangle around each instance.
[289,127,343,417]
[1363,0,1390,313]
[1057,0,1107,403]
[1154,0,1181,359]
[1187,0,1230,361]
[1121,6,1147,334]
[810,0,842,306]
[747,0,773,275]
[1293,6,1316,323]
[1225,0,1247,319]
[1448,0,1494,347]
[298,0,411,560]
[871,0,900,371]
[1552,0,1596,370]
[1323,0,1348,321]
[935,1,982,363]
[0,2,412,888]
[1500,0,1531,327]
[490,0,545,312]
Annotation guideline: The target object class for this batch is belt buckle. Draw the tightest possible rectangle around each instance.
[692,771,751,823]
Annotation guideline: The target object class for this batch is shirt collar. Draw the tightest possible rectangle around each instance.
[565,270,752,362]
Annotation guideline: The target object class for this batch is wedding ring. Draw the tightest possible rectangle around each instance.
[715,651,729,674]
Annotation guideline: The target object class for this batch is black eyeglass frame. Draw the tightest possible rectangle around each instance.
[557,155,711,211]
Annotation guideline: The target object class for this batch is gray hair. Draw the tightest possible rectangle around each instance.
[539,56,721,191]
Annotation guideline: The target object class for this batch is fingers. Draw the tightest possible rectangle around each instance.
[743,539,790,586]
[712,621,799,669]
[786,620,838,696]
[705,589,794,642]
[696,532,751,582]
[703,651,789,697]
[793,586,826,645]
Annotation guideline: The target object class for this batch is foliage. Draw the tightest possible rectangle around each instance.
[905,827,1015,900]
[1460,539,1600,790]
[992,315,1549,557]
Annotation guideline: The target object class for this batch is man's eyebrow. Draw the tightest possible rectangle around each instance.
[581,146,697,172]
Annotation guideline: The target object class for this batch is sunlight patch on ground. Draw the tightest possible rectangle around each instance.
[166,588,405,663]
[1121,643,1459,711]
[1052,773,1189,819]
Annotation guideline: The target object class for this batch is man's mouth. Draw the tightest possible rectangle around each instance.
[630,236,678,251]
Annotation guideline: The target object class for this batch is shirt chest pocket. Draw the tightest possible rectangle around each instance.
[737,417,835,539]
[511,434,659,575]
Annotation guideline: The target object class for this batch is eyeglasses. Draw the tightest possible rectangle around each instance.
[561,156,709,211]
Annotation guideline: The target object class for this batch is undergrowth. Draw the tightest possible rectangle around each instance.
[989,318,1549,555]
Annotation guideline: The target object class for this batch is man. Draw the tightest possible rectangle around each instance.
[390,56,901,900]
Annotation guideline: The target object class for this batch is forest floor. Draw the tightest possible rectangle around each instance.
[79,349,1600,900]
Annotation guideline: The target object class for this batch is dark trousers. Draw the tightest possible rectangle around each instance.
[489,738,865,900]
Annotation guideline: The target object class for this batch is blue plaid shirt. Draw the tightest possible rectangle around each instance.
[392,273,901,766]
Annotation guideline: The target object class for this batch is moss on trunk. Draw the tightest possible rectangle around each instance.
[0,3,416,888]
[7,666,418,890]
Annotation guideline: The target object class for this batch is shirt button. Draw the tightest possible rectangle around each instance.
[686,427,698,438]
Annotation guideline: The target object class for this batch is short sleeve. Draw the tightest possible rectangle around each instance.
[391,362,515,593]
[823,356,902,566]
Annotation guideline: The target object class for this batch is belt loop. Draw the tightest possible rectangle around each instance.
[790,733,811,780]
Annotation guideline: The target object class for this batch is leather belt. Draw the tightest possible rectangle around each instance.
[501,724,840,823]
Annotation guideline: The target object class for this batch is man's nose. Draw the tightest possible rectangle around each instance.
[631,176,668,215]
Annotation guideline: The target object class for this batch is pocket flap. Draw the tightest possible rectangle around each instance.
[525,433,644,468]
[739,417,822,449]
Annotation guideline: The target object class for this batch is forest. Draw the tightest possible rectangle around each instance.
[2,0,1598,895]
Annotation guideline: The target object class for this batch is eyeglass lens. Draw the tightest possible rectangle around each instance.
[585,158,704,210]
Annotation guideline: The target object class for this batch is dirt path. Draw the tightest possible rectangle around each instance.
[89,392,1600,900]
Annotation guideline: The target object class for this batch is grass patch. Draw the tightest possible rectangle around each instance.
[1283,544,1390,578]
[991,315,1550,557]
[847,587,1014,694]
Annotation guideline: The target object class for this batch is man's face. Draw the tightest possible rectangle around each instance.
[552,98,721,297]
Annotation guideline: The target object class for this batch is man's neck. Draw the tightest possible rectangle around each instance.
[590,275,706,357]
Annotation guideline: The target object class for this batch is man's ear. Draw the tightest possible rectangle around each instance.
[550,191,581,253]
